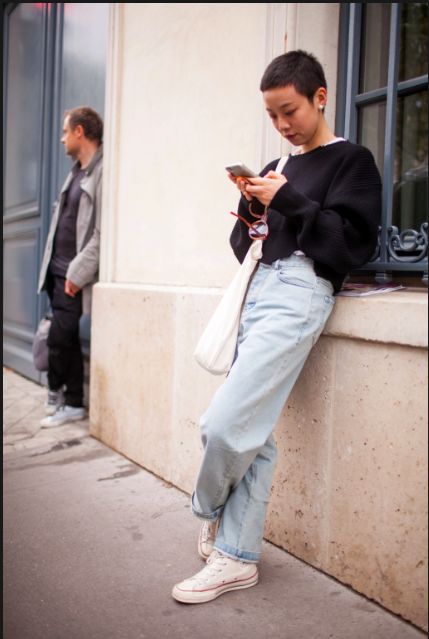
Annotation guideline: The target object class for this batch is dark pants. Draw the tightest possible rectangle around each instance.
[46,272,84,408]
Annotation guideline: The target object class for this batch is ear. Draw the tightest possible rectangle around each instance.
[74,124,84,138]
[315,87,327,111]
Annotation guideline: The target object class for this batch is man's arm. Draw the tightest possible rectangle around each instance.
[65,172,102,292]
[64,279,81,297]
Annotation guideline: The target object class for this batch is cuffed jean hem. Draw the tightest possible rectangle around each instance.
[191,492,223,521]
[213,541,260,564]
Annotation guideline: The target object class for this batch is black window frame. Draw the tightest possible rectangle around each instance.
[336,3,428,285]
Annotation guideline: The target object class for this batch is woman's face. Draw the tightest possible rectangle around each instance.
[263,84,326,149]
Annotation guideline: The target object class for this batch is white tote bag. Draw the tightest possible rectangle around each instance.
[194,156,288,375]
[194,239,263,375]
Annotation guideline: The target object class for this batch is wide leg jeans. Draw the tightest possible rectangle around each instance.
[192,255,336,562]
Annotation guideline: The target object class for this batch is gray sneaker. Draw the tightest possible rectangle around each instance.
[44,389,64,416]
[40,405,86,428]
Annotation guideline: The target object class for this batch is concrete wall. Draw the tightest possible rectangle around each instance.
[90,3,428,631]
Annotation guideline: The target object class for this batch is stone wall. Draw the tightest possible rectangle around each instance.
[89,3,428,630]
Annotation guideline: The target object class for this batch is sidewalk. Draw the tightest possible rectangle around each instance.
[3,367,426,639]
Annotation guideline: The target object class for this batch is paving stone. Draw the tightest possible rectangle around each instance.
[3,368,426,639]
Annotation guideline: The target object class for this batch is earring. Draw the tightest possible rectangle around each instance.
[319,105,324,111]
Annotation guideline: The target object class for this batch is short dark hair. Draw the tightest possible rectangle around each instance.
[260,50,327,101]
[64,106,103,144]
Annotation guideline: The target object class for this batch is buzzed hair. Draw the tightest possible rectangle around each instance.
[260,50,327,101]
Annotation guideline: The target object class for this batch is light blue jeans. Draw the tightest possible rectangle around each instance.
[192,255,336,562]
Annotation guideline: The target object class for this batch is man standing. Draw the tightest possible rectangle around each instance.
[38,106,103,427]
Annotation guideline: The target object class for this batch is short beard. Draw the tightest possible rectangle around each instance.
[66,149,78,161]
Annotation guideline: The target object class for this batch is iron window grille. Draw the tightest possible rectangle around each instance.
[336,3,428,285]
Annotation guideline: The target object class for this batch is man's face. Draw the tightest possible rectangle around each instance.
[60,116,81,159]
[263,84,325,148]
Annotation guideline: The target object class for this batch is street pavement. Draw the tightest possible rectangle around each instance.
[3,367,426,639]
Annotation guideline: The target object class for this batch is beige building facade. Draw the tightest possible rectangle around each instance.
[89,3,428,631]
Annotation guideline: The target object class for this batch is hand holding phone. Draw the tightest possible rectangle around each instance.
[225,163,257,178]
[226,163,255,202]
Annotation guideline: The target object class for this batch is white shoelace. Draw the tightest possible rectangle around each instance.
[190,551,230,585]
[200,520,218,544]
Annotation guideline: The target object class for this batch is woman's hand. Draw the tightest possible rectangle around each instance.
[245,171,287,206]
[227,172,253,202]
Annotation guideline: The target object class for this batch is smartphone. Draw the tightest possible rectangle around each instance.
[225,163,257,178]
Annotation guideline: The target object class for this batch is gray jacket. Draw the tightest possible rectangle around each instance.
[38,145,103,314]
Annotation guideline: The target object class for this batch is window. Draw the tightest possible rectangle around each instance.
[337,3,428,284]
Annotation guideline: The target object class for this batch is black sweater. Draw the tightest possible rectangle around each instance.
[229,141,382,293]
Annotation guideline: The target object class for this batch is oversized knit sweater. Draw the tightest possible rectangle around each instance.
[229,141,382,293]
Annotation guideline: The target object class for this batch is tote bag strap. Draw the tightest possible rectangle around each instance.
[274,155,289,174]
[248,156,287,258]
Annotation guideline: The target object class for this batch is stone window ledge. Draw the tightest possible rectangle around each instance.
[325,289,428,348]
[95,282,427,349]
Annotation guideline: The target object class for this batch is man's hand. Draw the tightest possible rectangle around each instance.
[244,171,287,206]
[65,279,81,298]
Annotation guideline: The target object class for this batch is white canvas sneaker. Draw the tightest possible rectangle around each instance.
[172,550,258,604]
[40,405,86,428]
[198,519,220,560]
[44,389,64,416]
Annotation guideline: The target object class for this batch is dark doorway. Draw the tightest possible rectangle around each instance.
[3,3,109,383]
